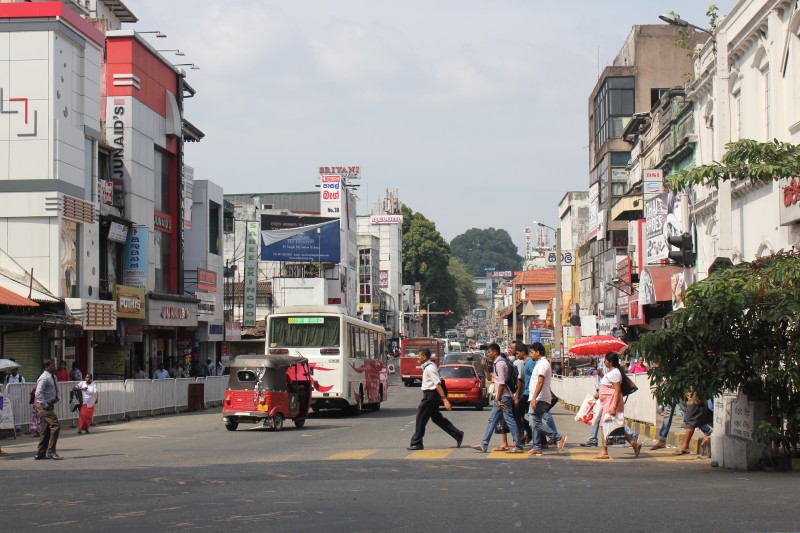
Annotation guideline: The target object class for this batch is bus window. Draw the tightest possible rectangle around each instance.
[368,332,375,359]
[359,328,368,358]
[349,325,357,359]
[269,317,340,347]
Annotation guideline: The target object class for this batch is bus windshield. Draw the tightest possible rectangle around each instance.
[269,316,340,347]
[403,344,435,357]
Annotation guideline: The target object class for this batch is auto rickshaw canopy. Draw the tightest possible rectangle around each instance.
[227,353,310,392]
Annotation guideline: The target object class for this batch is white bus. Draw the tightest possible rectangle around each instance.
[265,305,389,415]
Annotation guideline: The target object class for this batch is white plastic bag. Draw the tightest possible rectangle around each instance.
[574,393,596,424]
[601,412,625,437]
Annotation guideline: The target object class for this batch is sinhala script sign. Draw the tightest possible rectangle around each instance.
[545,251,574,266]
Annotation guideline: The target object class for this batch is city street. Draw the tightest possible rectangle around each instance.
[1,376,796,532]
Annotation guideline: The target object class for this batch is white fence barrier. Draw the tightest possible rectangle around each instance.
[3,377,227,431]
[552,372,657,426]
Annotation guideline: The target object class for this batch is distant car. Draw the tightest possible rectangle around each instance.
[439,364,485,410]
[442,352,490,404]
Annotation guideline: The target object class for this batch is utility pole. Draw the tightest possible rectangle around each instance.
[554,227,562,371]
[511,276,517,343]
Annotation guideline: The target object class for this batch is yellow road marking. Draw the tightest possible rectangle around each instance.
[406,449,452,459]
[487,450,528,459]
[326,450,378,460]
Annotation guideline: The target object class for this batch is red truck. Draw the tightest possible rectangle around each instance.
[400,337,445,386]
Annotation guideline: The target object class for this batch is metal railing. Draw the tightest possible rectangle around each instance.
[2,377,227,431]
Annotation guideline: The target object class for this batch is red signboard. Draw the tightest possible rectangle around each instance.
[197,268,217,292]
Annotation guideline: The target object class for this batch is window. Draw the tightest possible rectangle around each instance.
[154,231,172,293]
[269,317,341,347]
[84,138,96,202]
[209,202,220,255]
[763,67,770,139]
[733,91,742,141]
[153,149,171,213]
[594,76,635,148]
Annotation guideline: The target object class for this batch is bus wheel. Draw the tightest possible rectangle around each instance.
[350,389,363,416]
[293,418,306,428]
[372,386,383,411]
[273,415,284,430]
[403,379,412,387]
[225,419,238,431]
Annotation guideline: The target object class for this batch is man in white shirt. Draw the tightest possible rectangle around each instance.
[152,364,170,379]
[527,349,567,455]
[408,348,464,451]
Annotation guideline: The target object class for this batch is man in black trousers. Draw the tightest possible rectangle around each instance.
[408,348,464,450]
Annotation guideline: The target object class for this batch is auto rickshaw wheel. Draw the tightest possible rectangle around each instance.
[273,414,284,430]
[293,418,306,428]
[225,419,239,431]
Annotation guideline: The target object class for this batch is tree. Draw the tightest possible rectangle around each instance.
[634,252,800,455]
[401,204,458,330]
[448,257,477,328]
[450,228,523,277]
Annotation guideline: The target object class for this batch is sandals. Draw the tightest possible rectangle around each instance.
[673,449,691,455]
[593,454,611,460]
[0,451,9,457]
[527,450,543,456]
[649,442,666,450]
[633,442,642,458]
[471,444,487,453]
[505,448,523,454]
[492,446,510,452]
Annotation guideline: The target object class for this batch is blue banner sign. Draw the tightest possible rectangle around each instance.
[261,220,341,263]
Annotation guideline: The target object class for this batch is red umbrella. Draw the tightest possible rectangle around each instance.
[567,336,628,358]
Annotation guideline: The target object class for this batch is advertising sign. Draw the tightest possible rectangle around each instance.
[320,175,342,217]
[99,179,113,205]
[197,268,217,292]
[261,214,336,230]
[107,222,129,243]
[588,182,599,240]
[225,321,242,341]
[122,225,147,288]
[645,192,668,264]
[379,270,389,289]
[779,177,800,226]
[370,215,403,224]
[643,169,664,198]
[114,285,146,319]
[243,222,259,327]
[545,251,575,266]
[106,96,130,207]
[261,220,341,263]
[319,166,360,180]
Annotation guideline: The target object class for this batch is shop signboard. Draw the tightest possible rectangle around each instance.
[197,268,217,292]
[225,321,242,341]
[114,285,145,319]
[107,222,129,243]
[122,225,147,288]
[645,192,668,264]
[243,222,259,327]
[379,270,389,289]
[370,215,403,224]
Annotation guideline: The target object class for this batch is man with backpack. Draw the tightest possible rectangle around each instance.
[471,343,524,454]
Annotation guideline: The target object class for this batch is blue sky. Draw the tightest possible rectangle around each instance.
[129,0,736,252]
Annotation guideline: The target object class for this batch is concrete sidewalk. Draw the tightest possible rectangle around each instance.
[556,401,711,456]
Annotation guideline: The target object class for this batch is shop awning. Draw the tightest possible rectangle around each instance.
[638,266,682,305]
[0,285,38,307]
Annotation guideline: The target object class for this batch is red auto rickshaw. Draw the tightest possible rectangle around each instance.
[222,353,312,431]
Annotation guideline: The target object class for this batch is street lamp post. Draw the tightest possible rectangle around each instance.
[536,221,562,371]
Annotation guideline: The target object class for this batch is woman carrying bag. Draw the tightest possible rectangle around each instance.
[595,352,642,460]
[75,374,98,434]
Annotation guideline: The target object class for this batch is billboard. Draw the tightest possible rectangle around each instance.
[379,270,389,289]
[370,215,403,224]
[320,175,342,217]
[261,219,341,263]
[122,225,147,288]
[261,214,336,231]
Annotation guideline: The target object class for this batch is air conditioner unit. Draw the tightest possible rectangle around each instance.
[261,203,274,210]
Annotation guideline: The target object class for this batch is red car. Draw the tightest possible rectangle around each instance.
[439,364,485,410]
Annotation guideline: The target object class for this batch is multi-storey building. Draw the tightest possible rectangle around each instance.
[581,24,702,334]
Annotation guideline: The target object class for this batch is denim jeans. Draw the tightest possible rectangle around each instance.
[481,396,522,450]
[529,400,561,451]
[657,403,676,441]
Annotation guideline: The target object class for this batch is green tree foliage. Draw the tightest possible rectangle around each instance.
[450,228,523,277]
[634,252,800,453]
[669,139,800,190]
[448,257,477,328]
[401,204,458,328]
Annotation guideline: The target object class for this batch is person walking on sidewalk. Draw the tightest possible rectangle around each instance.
[471,343,524,454]
[407,348,464,451]
[526,345,567,456]
[34,360,63,460]
[595,353,641,460]
[75,373,98,435]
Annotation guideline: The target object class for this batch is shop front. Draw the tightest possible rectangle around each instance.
[144,294,198,376]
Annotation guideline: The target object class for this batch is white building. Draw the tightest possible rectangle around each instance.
[691,0,800,279]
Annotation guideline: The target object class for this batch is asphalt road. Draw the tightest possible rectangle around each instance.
[1,375,797,532]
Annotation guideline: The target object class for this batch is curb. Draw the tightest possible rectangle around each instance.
[560,402,710,457]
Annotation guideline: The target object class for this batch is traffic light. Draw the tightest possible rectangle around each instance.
[667,233,694,268]
[444,310,453,316]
